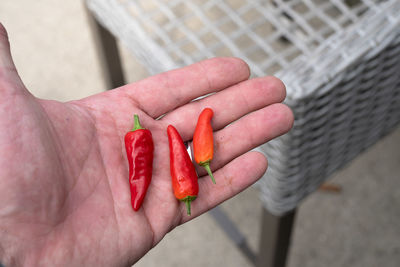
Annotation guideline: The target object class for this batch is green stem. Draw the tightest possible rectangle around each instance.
[181,196,197,216]
[202,162,216,184]
[132,114,144,131]
[185,200,191,216]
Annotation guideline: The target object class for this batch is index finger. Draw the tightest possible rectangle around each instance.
[119,57,250,118]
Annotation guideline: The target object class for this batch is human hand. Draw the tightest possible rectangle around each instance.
[0,24,293,266]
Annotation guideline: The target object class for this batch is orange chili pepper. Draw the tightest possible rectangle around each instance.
[193,108,216,184]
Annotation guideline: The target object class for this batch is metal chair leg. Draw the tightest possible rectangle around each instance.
[209,206,256,265]
[85,6,125,89]
[256,208,296,267]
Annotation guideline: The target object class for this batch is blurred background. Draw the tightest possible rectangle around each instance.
[1,1,400,266]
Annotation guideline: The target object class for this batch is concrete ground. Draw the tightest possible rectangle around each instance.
[1,1,399,266]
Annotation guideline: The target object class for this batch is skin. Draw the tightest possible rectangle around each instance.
[0,23,294,266]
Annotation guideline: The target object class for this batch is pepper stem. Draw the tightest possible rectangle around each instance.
[132,114,144,131]
[201,162,216,184]
[185,200,191,216]
[181,196,197,216]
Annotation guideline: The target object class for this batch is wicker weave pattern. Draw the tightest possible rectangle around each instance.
[86,0,400,215]
[86,0,389,76]
[258,31,400,214]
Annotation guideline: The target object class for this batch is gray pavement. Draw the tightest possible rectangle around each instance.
[1,1,399,266]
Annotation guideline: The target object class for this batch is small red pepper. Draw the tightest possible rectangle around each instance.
[193,108,216,184]
[167,125,199,216]
[124,114,154,211]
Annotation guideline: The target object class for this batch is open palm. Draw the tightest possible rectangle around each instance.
[0,24,293,266]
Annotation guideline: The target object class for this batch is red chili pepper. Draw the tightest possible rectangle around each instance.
[124,114,154,211]
[167,125,199,216]
[193,108,216,184]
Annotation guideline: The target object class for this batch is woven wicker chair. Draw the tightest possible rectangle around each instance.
[84,0,400,266]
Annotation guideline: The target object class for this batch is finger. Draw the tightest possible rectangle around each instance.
[118,57,250,118]
[0,23,26,95]
[161,76,286,140]
[179,151,268,222]
[195,103,293,177]
[0,23,14,70]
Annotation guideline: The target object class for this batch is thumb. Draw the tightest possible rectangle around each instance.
[0,22,27,95]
